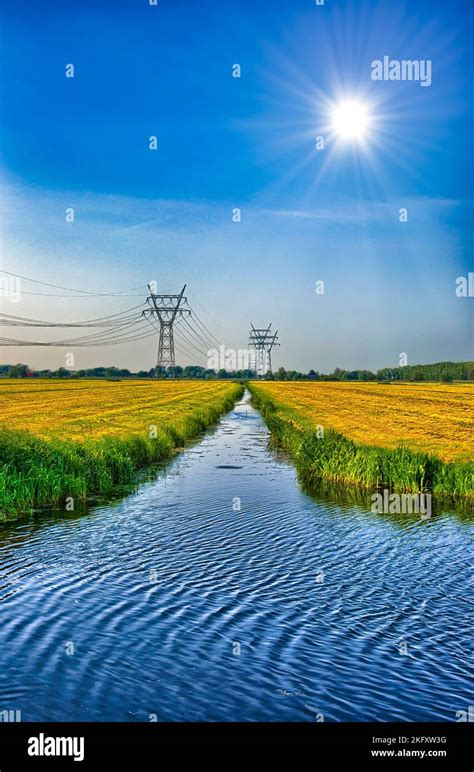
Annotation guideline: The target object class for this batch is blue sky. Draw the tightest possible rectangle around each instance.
[0,0,472,372]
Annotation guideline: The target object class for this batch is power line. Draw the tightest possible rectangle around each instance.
[174,336,207,363]
[188,289,224,334]
[174,323,208,357]
[0,323,157,347]
[188,307,222,347]
[0,304,145,328]
[0,273,232,368]
[181,317,214,351]
[13,290,146,298]
[0,268,146,297]
[0,316,152,347]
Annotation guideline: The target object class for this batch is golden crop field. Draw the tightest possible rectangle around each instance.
[254,381,474,463]
[0,379,239,441]
[0,379,244,517]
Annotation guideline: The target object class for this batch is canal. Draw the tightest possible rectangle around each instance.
[0,391,471,721]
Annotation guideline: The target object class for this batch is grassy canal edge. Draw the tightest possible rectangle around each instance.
[0,383,244,520]
[247,383,474,501]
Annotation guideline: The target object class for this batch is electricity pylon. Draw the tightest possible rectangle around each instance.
[142,284,190,373]
[249,323,280,377]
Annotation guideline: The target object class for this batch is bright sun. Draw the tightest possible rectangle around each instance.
[331,100,371,141]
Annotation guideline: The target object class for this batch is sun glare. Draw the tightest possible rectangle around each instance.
[331,100,371,141]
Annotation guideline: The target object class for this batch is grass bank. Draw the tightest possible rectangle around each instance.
[248,383,473,499]
[0,382,244,519]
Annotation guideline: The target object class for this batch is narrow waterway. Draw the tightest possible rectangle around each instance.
[0,391,471,721]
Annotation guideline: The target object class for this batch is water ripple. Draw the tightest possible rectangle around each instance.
[0,392,472,721]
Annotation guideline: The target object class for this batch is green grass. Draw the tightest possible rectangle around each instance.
[0,383,244,519]
[248,383,473,499]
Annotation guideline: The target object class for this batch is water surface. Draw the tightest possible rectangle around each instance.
[0,392,471,721]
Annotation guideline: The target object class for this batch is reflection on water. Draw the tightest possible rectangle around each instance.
[300,477,473,524]
[0,392,472,721]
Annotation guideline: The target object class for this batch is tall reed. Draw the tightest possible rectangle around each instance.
[248,384,473,498]
[0,383,244,519]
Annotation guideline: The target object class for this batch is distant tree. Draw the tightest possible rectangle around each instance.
[377,368,393,381]
[9,363,29,378]
[359,369,376,381]
[166,366,183,378]
[465,364,474,381]
[440,371,454,383]
[105,367,122,378]
[85,367,107,377]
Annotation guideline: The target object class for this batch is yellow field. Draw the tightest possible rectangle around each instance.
[254,381,474,463]
[0,379,238,441]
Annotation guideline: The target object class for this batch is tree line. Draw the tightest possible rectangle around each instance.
[270,361,474,382]
[0,364,257,380]
[1,360,473,382]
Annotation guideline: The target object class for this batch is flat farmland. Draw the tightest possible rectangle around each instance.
[0,379,241,441]
[0,379,244,517]
[249,381,473,496]
[253,381,474,463]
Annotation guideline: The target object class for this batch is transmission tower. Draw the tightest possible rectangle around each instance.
[249,323,280,377]
[142,284,191,373]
